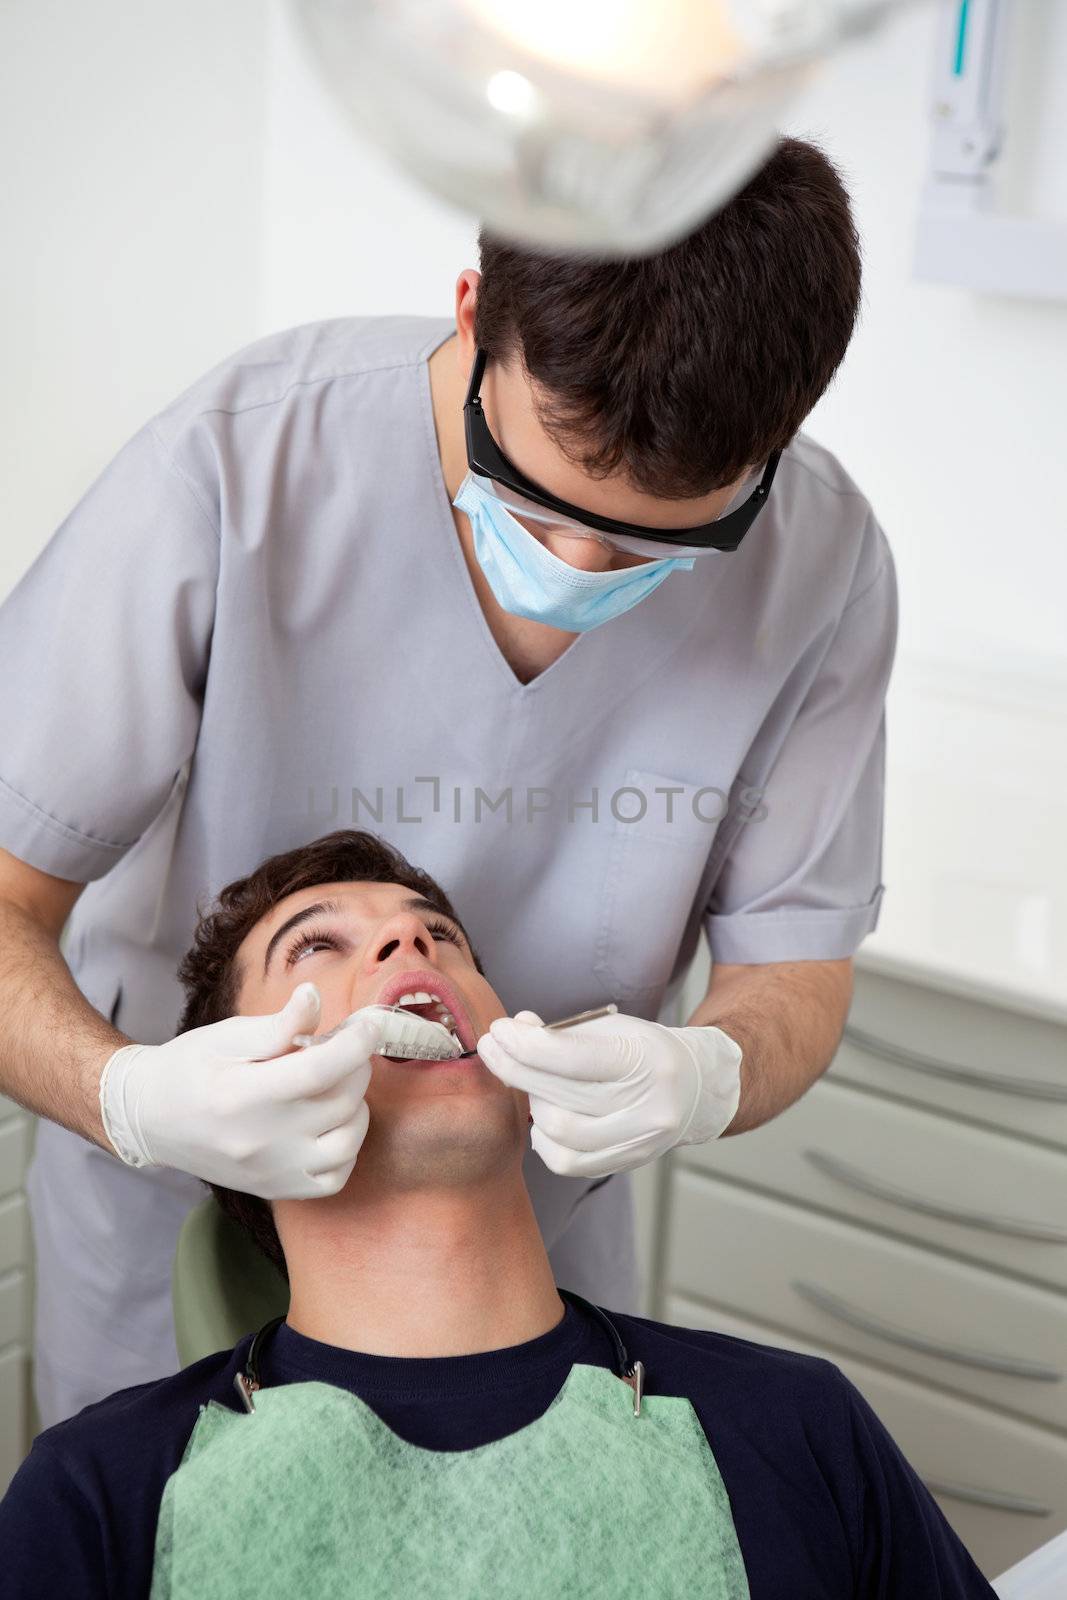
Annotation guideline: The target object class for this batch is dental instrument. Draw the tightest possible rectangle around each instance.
[293,1002,619,1063]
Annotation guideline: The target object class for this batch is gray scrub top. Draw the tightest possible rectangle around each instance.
[0,315,896,1387]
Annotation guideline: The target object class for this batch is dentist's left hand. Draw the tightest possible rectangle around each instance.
[477,1010,743,1179]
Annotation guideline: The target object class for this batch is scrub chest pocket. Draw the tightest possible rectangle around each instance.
[593,768,722,997]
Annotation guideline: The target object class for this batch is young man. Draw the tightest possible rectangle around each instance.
[0,136,896,1425]
[0,833,994,1599]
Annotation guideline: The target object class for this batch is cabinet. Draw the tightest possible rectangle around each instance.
[650,958,1067,1579]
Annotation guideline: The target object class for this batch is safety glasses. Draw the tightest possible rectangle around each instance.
[463,346,780,557]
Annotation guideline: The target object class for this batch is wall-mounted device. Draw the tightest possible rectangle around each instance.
[914,0,1067,301]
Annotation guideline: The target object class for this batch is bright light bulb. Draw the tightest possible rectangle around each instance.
[462,0,746,99]
[485,69,540,118]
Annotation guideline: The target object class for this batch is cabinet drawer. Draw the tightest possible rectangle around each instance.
[836,969,1067,1149]
[683,1077,1067,1289]
[0,1196,28,1276]
[0,1115,32,1200]
[664,1293,1067,1582]
[0,1344,30,1496]
[665,1169,1067,1430]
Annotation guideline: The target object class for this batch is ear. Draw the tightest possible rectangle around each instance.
[454,270,480,354]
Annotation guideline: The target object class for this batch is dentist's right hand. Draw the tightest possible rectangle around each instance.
[97,981,382,1198]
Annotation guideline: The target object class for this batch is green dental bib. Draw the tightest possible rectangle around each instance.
[150,1361,750,1599]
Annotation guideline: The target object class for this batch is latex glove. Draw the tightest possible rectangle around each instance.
[477,1010,743,1179]
[98,982,383,1199]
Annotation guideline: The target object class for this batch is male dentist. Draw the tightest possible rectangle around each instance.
[0,135,896,1426]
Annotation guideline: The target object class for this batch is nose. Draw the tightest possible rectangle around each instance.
[539,525,650,572]
[367,911,440,974]
[541,528,616,572]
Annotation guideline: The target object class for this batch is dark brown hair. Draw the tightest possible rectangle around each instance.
[175,829,482,1274]
[474,135,862,497]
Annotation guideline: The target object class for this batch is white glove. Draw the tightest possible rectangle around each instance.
[99,982,384,1199]
[477,1010,743,1179]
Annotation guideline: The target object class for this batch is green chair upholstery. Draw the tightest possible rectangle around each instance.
[172,1198,289,1368]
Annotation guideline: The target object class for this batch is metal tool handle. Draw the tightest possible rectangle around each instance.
[790,1280,1063,1381]
[802,1148,1067,1244]
[545,1003,619,1031]
[451,1002,620,1060]
[451,1002,619,1060]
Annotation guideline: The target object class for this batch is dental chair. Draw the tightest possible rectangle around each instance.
[172,1198,288,1366]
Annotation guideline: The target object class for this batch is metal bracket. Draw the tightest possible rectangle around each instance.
[622,1360,646,1417]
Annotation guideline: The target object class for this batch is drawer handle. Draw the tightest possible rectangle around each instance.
[921,1476,1051,1518]
[842,1025,1067,1103]
[791,1281,1063,1381]
[803,1149,1067,1244]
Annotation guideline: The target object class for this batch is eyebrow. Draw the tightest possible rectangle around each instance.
[263,898,345,978]
[261,894,466,977]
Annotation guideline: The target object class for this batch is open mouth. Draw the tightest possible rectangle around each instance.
[292,972,480,1063]
[387,993,464,1053]
[375,971,478,1057]
[370,1002,465,1064]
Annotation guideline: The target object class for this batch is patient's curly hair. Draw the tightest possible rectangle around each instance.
[175,829,482,1275]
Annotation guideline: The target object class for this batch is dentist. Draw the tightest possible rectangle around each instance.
[0,136,895,1426]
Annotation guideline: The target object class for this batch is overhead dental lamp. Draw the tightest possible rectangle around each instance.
[288,0,916,256]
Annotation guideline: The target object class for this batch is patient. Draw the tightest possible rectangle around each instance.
[1,830,996,1598]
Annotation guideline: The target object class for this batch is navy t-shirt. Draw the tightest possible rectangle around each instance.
[0,1298,996,1598]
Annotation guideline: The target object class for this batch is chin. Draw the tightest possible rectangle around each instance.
[362,1100,524,1190]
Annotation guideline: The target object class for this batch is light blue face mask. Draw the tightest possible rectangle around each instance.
[453,472,697,633]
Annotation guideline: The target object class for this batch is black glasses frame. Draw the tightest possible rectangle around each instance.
[463,347,780,552]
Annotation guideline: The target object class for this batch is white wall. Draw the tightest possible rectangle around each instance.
[0,0,266,597]
[260,0,479,327]
[5,0,1067,660]
[780,0,1067,670]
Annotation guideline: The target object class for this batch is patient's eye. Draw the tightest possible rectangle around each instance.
[425,916,464,950]
[285,925,342,966]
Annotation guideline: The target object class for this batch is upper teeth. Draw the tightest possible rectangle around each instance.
[395,991,459,1035]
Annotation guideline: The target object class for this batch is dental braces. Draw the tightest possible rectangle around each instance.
[294,1002,465,1061]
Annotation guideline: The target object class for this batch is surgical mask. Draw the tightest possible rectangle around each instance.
[454,472,696,633]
